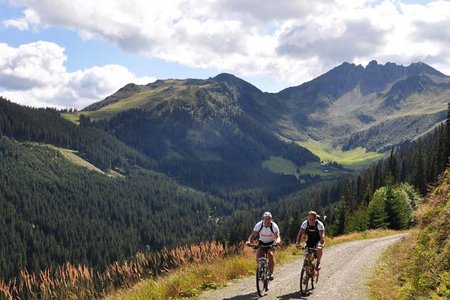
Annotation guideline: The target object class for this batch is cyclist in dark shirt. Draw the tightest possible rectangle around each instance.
[295,211,325,270]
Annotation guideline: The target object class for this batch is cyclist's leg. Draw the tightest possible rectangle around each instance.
[268,250,274,275]
[256,247,262,263]
[316,242,324,269]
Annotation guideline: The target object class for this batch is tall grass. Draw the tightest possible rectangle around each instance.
[0,241,237,300]
[0,230,401,300]
[107,229,400,300]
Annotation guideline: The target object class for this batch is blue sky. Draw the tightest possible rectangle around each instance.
[1,0,449,108]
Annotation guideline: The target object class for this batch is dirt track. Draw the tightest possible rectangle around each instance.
[200,234,407,300]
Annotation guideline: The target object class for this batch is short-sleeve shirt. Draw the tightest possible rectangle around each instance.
[301,220,325,247]
[300,220,325,231]
[253,221,279,243]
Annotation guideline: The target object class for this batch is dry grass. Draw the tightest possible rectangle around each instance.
[0,242,234,300]
[369,231,417,300]
[107,229,401,300]
[0,229,402,300]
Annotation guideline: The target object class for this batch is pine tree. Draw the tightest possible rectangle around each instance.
[367,190,388,229]
[413,149,426,195]
[333,199,347,235]
[388,148,397,183]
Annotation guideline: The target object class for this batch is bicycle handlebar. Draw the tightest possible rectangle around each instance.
[246,242,277,249]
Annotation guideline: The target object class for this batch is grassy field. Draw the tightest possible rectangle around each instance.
[107,230,400,300]
[262,156,298,176]
[297,139,384,170]
[31,143,121,177]
[61,112,82,124]
[61,110,112,123]
[262,156,354,179]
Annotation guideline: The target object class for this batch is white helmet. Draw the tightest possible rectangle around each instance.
[263,212,272,218]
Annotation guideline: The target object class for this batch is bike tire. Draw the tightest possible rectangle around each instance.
[299,268,309,295]
[256,265,265,297]
[264,275,269,291]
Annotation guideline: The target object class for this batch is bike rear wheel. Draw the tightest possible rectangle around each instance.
[256,265,266,296]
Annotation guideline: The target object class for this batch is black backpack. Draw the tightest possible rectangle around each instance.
[258,222,275,234]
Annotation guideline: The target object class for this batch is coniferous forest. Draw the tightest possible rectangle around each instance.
[0,94,449,287]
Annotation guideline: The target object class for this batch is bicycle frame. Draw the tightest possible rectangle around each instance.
[300,246,319,295]
[250,243,275,297]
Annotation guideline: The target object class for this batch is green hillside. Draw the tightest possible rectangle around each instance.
[371,170,450,299]
[62,77,319,194]
[0,136,234,280]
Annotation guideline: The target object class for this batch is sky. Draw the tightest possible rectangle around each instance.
[1,0,450,109]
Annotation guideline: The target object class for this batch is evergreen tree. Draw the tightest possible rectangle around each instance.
[388,148,397,182]
[333,199,348,235]
[413,149,427,195]
[367,189,388,229]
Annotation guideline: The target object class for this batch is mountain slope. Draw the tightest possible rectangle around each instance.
[0,97,155,172]
[274,61,450,151]
[341,110,447,152]
[70,77,319,193]
[0,136,229,280]
[75,61,450,165]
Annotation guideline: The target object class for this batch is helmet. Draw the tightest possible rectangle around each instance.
[262,212,272,218]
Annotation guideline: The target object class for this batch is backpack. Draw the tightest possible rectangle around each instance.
[258,222,275,234]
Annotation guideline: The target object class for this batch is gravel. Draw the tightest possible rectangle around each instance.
[199,234,407,300]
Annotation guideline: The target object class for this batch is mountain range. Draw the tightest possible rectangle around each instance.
[71,60,449,162]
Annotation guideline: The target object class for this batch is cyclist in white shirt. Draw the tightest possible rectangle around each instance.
[246,212,281,280]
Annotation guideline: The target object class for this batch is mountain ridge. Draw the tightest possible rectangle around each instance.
[69,61,450,169]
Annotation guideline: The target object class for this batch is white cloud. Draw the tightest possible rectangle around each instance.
[0,41,155,108]
[3,0,450,89]
[2,8,40,30]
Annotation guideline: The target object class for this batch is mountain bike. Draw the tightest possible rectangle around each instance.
[247,242,276,297]
[299,246,319,295]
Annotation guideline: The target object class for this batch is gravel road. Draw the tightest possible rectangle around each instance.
[200,234,407,300]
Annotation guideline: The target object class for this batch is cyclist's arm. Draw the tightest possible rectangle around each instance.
[247,230,258,244]
[274,231,281,244]
[319,230,325,245]
[295,228,305,246]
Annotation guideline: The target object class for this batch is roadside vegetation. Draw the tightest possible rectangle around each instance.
[107,230,398,300]
[370,170,450,299]
[0,229,398,300]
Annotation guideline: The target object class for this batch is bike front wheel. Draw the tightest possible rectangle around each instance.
[299,268,309,295]
[256,265,266,296]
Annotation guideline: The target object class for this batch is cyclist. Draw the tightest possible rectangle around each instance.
[246,212,281,280]
[295,211,325,270]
